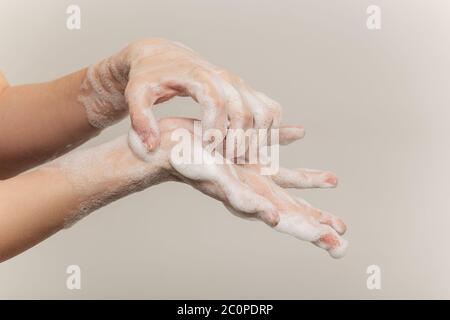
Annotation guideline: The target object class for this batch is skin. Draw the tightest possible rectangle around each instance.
[0,39,348,262]
[163,119,348,258]
[0,38,282,177]
[0,69,98,179]
[80,38,283,152]
[0,118,347,262]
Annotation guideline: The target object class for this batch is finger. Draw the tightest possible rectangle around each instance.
[233,87,272,164]
[239,87,273,130]
[279,124,305,145]
[256,124,305,149]
[241,124,305,166]
[224,203,280,227]
[125,80,160,152]
[222,84,253,131]
[193,167,280,227]
[293,197,346,235]
[313,225,349,259]
[273,211,323,242]
[217,72,253,132]
[168,134,279,226]
[221,82,252,159]
[165,71,228,137]
[271,167,338,189]
[273,211,348,259]
[174,69,228,145]
[317,210,347,235]
[218,165,280,226]
[254,91,282,129]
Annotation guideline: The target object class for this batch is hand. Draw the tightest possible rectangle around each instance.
[53,117,347,258]
[162,118,348,258]
[77,39,282,155]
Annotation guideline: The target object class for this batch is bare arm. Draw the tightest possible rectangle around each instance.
[0,72,8,93]
[0,70,99,179]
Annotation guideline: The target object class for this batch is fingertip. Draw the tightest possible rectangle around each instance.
[259,209,280,227]
[279,125,306,145]
[128,128,152,162]
[334,219,347,235]
[328,239,349,259]
[324,173,338,188]
[146,132,161,151]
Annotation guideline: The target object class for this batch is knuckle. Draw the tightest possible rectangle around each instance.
[241,111,253,126]
[212,95,226,110]
[257,113,273,128]
[272,101,282,114]
[189,65,208,79]
[233,113,252,128]
[217,68,231,78]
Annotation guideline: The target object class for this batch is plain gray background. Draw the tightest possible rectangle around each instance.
[1,0,449,299]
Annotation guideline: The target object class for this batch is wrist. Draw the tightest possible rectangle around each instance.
[77,38,170,131]
[77,48,131,129]
[46,135,170,227]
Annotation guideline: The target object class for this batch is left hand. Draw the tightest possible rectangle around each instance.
[53,117,347,258]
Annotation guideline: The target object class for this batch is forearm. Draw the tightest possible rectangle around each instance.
[0,70,100,178]
[0,167,79,262]
[0,72,9,94]
[0,135,168,263]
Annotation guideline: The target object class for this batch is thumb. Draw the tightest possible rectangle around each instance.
[125,81,161,154]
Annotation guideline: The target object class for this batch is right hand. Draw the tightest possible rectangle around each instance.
[79,39,283,155]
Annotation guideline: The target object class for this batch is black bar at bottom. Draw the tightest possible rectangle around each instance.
[1,300,446,318]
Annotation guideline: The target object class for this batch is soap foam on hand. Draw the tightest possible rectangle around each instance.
[128,127,155,162]
[163,120,348,258]
[76,44,348,259]
[78,39,286,158]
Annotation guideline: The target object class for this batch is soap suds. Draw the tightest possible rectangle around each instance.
[78,54,129,129]
[46,135,167,228]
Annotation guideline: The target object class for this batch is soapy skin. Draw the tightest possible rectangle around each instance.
[162,119,348,258]
[0,42,347,262]
[70,118,347,257]
[0,118,347,262]
[0,39,281,178]
[78,39,283,155]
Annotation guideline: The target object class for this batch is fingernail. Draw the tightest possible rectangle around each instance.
[320,233,340,248]
[259,209,280,227]
[334,219,347,235]
[294,126,306,139]
[324,175,338,187]
[146,135,159,151]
